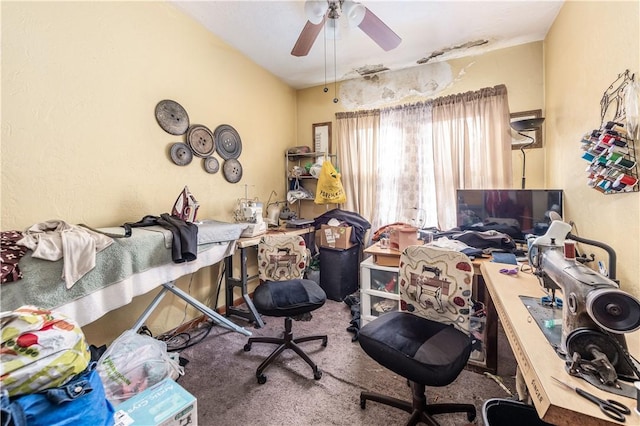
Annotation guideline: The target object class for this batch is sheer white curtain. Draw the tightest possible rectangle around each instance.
[335,110,380,228]
[336,85,512,233]
[374,103,436,233]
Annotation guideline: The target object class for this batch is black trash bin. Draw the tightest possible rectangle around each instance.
[319,245,359,301]
[482,399,555,426]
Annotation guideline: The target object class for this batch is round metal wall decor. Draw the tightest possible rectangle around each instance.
[214,124,242,160]
[186,124,216,158]
[222,158,243,183]
[169,142,193,166]
[203,156,220,174]
[155,100,189,135]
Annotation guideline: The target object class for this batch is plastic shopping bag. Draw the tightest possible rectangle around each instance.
[97,329,183,404]
[314,160,347,204]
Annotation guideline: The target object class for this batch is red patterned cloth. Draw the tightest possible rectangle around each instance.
[1,230,27,284]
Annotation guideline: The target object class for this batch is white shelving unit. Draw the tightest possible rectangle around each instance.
[285,152,337,218]
[360,256,400,327]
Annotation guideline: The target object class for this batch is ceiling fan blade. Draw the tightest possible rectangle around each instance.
[291,17,326,57]
[358,7,401,51]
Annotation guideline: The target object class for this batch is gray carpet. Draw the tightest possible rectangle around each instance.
[176,299,517,426]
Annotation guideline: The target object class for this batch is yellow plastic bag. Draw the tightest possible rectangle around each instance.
[315,160,346,204]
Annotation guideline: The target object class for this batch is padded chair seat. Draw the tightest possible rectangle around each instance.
[253,278,326,318]
[359,311,472,387]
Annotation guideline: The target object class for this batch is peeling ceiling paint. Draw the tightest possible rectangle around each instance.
[339,61,455,109]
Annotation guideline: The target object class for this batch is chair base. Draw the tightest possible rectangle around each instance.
[244,316,328,384]
[360,381,476,426]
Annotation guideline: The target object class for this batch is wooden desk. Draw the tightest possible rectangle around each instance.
[481,261,640,426]
[224,226,315,327]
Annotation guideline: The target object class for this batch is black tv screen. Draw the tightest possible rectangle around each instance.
[456,189,563,242]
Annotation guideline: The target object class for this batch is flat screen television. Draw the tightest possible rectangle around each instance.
[456,189,563,242]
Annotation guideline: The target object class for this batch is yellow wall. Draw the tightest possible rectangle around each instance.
[297,42,547,192]
[1,1,296,344]
[544,0,639,297]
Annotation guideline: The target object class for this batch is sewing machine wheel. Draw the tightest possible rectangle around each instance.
[565,328,622,367]
[586,288,640,333]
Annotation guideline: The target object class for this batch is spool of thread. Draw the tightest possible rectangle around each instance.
[564,240,576,259]
[611,138,627,148]
[617,174,638,187]
[607,144,629,155]
[597,180,609,191]
[544,318,562,329]
[604,121,626,132]
[606,151,623,162]
[611,181,627,191]
[615,157,636,169]
[582,151,596,162]
[606,169,622,179]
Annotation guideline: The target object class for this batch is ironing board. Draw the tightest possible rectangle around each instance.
[0,221,251,336]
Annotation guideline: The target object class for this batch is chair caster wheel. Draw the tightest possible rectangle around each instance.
[467,411,476,421]
[313,369,322,380]
[257,374,267,384]
[244,343,252,351]
[321,337,328,347]
[360,396,366,409]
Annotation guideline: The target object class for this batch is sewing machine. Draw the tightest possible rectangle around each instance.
[233,198,267,237]
[528,221,640,398]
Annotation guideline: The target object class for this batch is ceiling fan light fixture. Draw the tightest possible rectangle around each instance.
[343,1,366,27]
[304,0,329,24]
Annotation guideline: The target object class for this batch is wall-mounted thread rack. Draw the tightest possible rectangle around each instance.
[579,70,639,194]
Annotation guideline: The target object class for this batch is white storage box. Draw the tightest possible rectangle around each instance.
[113,378,197,426]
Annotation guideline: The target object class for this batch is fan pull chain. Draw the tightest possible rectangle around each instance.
[323,22,328,93]
[333,22,338,103]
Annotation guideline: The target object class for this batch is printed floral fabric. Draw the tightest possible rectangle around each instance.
[1,231,27,284]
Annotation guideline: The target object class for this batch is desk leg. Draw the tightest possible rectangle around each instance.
[132,282,252,336]
[468,274,498,374]
[481,274,498,374]
[224,248,265,328]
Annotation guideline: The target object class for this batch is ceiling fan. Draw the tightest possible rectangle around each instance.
[291,0,402,57]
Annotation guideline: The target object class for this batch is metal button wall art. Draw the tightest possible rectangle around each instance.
[203,156,220,174]
[155,100,190,135]
[187,124,216,158]
[214,124,242,160]
[170,142,193,166]
[222,158,243,183]
[156,99,243,182]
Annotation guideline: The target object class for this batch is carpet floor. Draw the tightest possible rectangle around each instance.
[176,299,518,426]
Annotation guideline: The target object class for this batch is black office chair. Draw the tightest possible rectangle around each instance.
[358,245,477,425]
[243,235,328,384]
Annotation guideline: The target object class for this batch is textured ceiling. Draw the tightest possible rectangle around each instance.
[172,1,564,89]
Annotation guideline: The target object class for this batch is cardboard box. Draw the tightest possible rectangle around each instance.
[388,225,421,253]
[113,378,197,426]
[364,242,401,267]
[318,225,355,249]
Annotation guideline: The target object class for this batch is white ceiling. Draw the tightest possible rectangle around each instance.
[172,1,564,90]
